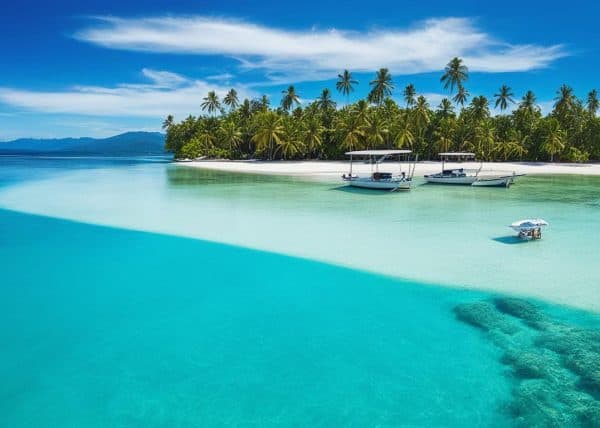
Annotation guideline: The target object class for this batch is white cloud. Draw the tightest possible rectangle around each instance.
[0,69,255,119]
[538,100,555,115]
[206,73,234,82]
[74,16,567,81]
[421,93,448,108]
[141,68,188,87]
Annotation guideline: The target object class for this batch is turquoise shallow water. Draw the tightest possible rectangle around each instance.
[1,156,600,426]
[2,157,600,309]
[1,209,512,427]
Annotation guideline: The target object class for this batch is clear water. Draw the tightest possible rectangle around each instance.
[0,156,599,427]
[1,157,600,310]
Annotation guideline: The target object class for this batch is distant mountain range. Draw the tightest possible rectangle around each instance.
[0,132,166,156]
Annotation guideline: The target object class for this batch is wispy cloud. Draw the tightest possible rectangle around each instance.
[74,16,567,82]
[206,73,234,82]
[0,69,255,119]
[141,68,188,87]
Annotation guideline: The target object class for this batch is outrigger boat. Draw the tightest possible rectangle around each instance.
[424,152,523,187]
[342,150,416,191]
[510,219,548,240]
[424,152,480,185]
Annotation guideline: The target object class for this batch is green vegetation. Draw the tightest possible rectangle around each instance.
[164,57,600,162]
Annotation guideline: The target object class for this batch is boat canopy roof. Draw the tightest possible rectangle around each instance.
[439,152,475,158]
[510,219,549,230]
[345,149,412,156]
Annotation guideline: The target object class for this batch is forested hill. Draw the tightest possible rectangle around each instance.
[0,132,166,156]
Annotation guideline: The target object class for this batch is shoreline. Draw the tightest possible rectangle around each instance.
[178,159,600,178]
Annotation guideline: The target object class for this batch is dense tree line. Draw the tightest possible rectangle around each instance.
[164,58,600,162]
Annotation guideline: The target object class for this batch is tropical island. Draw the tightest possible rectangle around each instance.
[163,57,600,164]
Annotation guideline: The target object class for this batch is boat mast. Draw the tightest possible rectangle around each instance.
[398,154,402,175]
[349,154,353,176]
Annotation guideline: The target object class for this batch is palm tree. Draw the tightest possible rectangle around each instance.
[336,70,358,106]
[554,85,575,113]
[239,99,252,119]
[276,118,304,159]
[542,118,566,161]
[368,68,394,105]
[505,141,528,160]
[434,118,456,153]
[196,122,216,150]
[352,99,370,125]
[587,89,599,115]
[317,88,336,111]
[337,113,365,151]
[260,95,270,111]
[472,120,496,160]
[303,115,324,158]
[218,120,242,154]
[453,85,469,108]
[441,57,468,93]
[252,111,284,160]
[162,114,174,130]
[391,114,415,149]
[411,96,431,152]
[496,132,528,161]
[281,86,300,111]
[201,91,221,116]
[494,85,515,112]
[364,112,388,149]
[437,98,454,117]
[223,89,239,111]
[412,96,431,132]
[470,96,490,122]
[519,91,538,114]
[403,84,417,108]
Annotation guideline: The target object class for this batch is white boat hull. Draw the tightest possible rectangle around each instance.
[472,176,512,187]
[423,175,478,185]
[345,178,412,190]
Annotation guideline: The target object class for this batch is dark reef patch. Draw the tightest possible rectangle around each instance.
[453,301,520,334]
[494,297,551,329]
[500,349,563,380]
[454,297,600,427]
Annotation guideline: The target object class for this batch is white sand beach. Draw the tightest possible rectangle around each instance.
[180,159,600,179]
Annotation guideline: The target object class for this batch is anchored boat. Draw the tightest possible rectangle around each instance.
[424,152,481,185]
[425,152,523,187]
[342,150,416,191]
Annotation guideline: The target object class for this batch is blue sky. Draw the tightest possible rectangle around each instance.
[1,0,599,139]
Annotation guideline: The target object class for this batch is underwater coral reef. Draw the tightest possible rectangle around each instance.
[454,297,600,427]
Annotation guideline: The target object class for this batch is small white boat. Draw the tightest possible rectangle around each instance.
[510,219,549,240]
[342,149,416,191]
[425,152,523,187]
[424,152,481,185]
